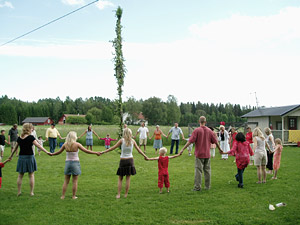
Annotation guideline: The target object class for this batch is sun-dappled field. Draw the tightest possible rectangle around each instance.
[0,140,299,224]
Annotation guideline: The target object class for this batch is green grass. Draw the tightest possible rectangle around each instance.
[0,145,300,225]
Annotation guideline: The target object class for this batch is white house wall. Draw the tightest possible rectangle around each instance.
[247,117,269,129]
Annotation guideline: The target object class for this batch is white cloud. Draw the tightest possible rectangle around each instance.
[95,0,114,10]
[0,1,14,9]
[61,0,85,6]
[1,7,300,106]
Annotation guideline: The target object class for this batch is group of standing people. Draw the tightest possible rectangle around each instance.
[0,117,283,199]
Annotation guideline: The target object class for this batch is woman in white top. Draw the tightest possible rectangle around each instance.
[52,131,101,199]
[101,128,148,199]
[219,125,230,160]
[264,127,275,174]
[253,127,270,184]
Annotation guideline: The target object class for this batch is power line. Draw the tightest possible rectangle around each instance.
[0,0,99,47]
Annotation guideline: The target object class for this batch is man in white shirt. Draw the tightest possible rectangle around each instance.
[135,122,149,153]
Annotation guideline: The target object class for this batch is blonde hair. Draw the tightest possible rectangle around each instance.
[123,128,133,147]
[264,127,272,135]
[219,125,225,130]
[199,116,206,124]
[65,131,77,151]
[275,138,282,145]
[159,147,167,155]
[253,127,265,140]
[21,123,33,138]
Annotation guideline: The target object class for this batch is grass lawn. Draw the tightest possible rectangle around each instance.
[0,144,299,225]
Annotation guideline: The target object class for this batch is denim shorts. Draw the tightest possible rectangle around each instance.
[64,161,81,175]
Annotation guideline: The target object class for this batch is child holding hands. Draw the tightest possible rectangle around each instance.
[0,159,10,188]
[272,138,283,180]
[146,147,180,193]
[222,132,254,188]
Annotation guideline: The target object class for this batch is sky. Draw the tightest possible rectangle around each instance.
[0,0,300,108]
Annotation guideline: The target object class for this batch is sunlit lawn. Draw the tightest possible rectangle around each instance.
[0,144,299,225]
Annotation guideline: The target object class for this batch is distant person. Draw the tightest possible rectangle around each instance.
[45,123,64,153]
[31,126,38,155]
[264,127,275,175]
[229,127,238,148]
[185,134,193,156]
[6,123,51,196]
[253,127,270,184]
[0,130,10,161]
[99,134,117,149]
[209,127,217,158]
[167,123,185,154]
[245,127,254,165]
[8,124,19,156]
[149,125,167,154]
[36,136,46,156]
[51,131,101,199]
[219,125,230,160]
[100,128,148,199]
[134,122,149,153]
[180,116,222,191]
[222,132,254,188]
[78,125,100,151]
[272,138,283,180]
[145,147,181,194]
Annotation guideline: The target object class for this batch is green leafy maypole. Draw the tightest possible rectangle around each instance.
[112,6,126,139]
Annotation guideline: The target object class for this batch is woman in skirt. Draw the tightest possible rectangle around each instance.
[7,123,51,196]
[52,131,101,199]
[100,128,148,199]
[149,125,167,154]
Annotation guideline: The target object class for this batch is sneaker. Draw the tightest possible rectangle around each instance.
[191,188,201,192]
[189,153,192,156]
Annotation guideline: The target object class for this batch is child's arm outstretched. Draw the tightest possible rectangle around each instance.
[146,156,159,161]
[168,153,181,159]
[101,139,122,154]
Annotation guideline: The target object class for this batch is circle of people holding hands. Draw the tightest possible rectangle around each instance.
[0,116,283,200]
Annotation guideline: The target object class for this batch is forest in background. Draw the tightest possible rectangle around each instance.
[0,95,254,126]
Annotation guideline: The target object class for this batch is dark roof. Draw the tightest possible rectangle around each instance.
[242,105,300,118]
[22,117,51,123]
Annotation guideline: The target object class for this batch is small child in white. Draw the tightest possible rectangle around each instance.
[146,147,181,194]
[36,136,46,156]
[0,130,9,161]
[185,135,193,156]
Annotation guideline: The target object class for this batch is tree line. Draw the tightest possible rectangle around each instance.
[0,95,254,126]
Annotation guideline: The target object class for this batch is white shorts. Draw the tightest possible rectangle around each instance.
[0,145,4,152]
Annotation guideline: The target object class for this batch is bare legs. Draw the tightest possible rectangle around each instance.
[256,165,267,183]
[17,172,34,196]
[86,145,92,151]
[272,170,278,179]
[61,175,78,199]
[116,175,131,199]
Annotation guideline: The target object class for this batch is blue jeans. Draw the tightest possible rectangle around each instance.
[170,139,179,154]
[235,168,245,187]
[49,137,57,153]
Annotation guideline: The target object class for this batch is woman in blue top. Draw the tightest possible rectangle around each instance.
[100,128,148,199]
[78,125,100,151]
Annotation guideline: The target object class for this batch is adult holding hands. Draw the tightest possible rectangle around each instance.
[100,128,148,199]
[45,123,65,153]
[6,123,52,196]
[167,122,185,154]
[78,125,100,151]
[149,125,167,154]
[51,131,101,199]
[180,116,222,191]
[134,122,149,153]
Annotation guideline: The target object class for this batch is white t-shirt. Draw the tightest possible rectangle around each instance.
[137,127,149,139]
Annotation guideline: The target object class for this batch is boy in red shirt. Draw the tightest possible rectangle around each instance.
[146,147,180,193]
[0,159,9,188]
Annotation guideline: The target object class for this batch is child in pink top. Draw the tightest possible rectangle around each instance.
[272,138,283,180]
[222,132,254,188]
[100,134,117,149]
[146,147,180,193]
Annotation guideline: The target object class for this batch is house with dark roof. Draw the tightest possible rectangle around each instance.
[22,117,53,126]
[242,104,300,144]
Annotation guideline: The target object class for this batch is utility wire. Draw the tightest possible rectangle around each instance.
[0,0,99,47]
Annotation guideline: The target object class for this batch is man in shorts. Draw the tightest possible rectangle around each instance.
[135,122,149,153]
[8,124,18,156]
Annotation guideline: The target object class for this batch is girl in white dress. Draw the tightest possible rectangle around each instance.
[219,125,230,160]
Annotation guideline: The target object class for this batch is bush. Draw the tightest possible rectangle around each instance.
[66,116,87,124]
